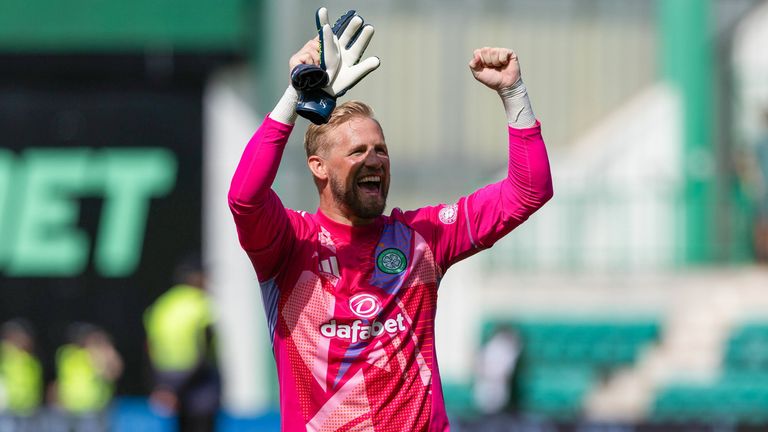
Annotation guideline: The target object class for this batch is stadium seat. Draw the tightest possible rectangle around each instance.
[725,323,768,370]
[651,322,768,423]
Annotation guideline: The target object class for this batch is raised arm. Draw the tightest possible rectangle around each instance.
[467,47,553,248]
[227,39,320,279]
[404,47,553,274]
[228,38,322,206]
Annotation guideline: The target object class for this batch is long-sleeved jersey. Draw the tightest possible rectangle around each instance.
[228,116,552,431]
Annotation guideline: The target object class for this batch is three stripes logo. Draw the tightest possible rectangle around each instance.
[319,256,340,278]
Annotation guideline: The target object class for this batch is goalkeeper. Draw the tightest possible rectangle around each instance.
[229,8,553,431]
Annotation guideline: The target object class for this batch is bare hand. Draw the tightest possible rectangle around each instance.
[468,47,521,91]
[288,37,321,83]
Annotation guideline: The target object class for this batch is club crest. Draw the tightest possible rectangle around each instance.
[376,248,407,274]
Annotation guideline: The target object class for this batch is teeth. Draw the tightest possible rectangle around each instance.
[358,176,381,183]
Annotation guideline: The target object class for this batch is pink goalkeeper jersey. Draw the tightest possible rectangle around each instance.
[229,116,552,432]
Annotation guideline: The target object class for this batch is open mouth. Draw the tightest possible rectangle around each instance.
[356,175,382,194]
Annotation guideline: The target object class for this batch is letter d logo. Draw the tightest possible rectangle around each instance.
[349,293,381,319]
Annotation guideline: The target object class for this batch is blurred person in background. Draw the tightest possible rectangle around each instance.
[473,325,524,416]
[50,323,123,432]
[0,319,43,432]
[753,108,768,262]
[144,255,220,432]
[228,8,552,430]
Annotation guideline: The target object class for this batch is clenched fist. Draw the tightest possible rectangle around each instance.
[468,47,521,91]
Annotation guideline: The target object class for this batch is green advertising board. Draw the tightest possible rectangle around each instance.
[0,0,252,53]
[0,78,205,395]
[0,148,176,277]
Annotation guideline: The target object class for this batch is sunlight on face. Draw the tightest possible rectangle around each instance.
[325,117,390,220]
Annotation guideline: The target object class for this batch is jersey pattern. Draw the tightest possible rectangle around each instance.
[269,211,449,432]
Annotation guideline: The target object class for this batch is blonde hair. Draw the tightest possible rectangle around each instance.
[304,101,379,158]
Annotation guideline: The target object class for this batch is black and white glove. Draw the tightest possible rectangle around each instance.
[292,8,380,124]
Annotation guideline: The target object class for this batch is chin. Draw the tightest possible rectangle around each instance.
[354,200,386,219]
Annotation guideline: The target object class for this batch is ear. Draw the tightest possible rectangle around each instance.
[307,155,328,181]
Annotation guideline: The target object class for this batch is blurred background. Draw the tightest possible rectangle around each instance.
[2,0,768,430]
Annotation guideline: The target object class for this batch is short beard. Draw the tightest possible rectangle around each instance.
[329,172,387,220]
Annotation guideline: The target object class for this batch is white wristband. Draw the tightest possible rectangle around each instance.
[498,79,536,129]
[269,86,299,125]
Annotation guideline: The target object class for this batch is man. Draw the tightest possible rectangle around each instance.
[228,14,553,432]
[473,324,523,415]
[52,323,123,432]
[144,256,220,432]
[0,319,43,432]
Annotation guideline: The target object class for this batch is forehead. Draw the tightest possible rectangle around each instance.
[330,116,385,149]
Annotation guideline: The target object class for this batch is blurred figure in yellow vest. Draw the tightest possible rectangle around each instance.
[51,323,123,432]
[0,319,43,432]
[145,255,220,432]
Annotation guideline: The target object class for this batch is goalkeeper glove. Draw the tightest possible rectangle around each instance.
[293,8,380,125]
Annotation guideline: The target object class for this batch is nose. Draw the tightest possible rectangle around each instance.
[363,148,384,169]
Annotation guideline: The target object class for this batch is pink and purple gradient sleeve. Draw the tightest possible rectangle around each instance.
[228,116,297,281]
[404,122,553,275]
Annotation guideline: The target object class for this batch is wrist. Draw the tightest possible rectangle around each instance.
[498,79,536,129]
[497,78,525,98]
[269,86,299,125]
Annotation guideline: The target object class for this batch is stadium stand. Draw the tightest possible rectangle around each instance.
[651,321,768,423]
[473,319,661,419]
